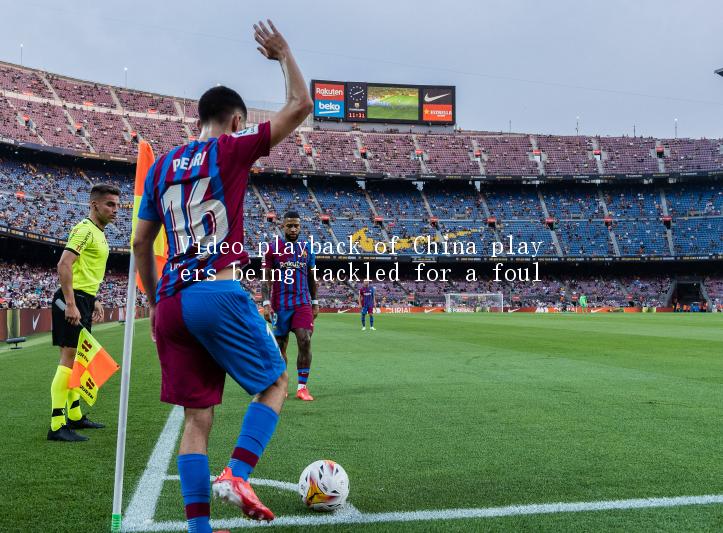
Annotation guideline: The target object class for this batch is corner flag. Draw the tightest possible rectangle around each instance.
[69,328,119,406]
[112,139,165,532]
[131,140,166,294]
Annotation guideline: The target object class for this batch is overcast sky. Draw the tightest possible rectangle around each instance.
[2,0,723,138]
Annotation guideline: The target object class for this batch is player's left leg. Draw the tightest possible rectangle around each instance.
[178,406,214,533]
[369,308,376,330]
[290,305,315,401]
[293,328,313,401]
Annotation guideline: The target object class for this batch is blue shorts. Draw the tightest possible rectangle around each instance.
[272,304,314,338]
[361,306,374,315]
[155,281,285,407]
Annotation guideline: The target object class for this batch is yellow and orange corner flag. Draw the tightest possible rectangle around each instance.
[131,140,167,294]
[69,329,120,406]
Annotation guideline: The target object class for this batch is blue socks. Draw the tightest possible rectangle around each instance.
[178,454,211,533]
[298,367,310,387]
[228,402,279,480]
[361,314,366,326]
[370,315,374,327]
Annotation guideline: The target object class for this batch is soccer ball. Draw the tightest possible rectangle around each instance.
[298,460,349,511]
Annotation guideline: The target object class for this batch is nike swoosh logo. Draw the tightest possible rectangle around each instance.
[32,314,40,330]
[337,309,349,314]
[424,93,450,103]
[424,309,434,314]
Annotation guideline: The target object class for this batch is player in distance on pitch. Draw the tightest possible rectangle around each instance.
[262,211,319,401]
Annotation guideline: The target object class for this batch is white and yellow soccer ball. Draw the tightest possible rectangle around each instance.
[298,460,349,511]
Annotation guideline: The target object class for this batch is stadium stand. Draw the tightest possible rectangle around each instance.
[47,74,116,108]
[0,60,722,312]
[0,259,682,310]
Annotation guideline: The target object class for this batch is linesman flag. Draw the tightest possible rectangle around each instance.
[130,140,167,294]
[69,328,120,406]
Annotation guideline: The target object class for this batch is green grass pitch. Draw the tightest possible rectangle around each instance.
[2,313,722,532]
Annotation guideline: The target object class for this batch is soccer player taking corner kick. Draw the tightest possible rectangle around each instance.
[133,20,312,529]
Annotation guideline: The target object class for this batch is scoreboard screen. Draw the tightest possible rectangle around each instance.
[312,80,455,125]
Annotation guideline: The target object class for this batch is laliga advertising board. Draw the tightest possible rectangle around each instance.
[311,79,455,125]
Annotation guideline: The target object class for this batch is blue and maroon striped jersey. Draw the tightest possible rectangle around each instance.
[137,122,270,301]
[360,285,375,308]
[262,237,316,311]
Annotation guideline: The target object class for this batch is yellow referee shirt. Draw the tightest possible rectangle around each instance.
[64,218,109,296]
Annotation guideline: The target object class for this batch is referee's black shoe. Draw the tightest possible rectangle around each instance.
[47,425,89,442]
[67,415,105,430]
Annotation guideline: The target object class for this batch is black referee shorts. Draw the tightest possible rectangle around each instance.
[51,289,95,348]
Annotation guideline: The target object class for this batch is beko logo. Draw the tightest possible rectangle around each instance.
[317,102,341,114]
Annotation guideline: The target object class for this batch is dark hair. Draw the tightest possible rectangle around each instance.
[198,86,247,125]
[283,210,301,220]
[90,183,120,200]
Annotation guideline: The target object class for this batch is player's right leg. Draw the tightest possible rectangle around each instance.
[177,281,287,521]
[361,307,367,330]
[154,291,227,531]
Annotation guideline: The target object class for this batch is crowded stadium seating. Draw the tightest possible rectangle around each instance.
[0,61,722,311]
[1,258,699,310]
[1,153,722,256]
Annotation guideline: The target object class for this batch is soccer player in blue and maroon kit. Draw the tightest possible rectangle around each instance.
[359,280,377,330]
[133,21,313,530]
[262,212,318,401]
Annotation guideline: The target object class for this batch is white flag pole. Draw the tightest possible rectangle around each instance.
[111,252,138,532]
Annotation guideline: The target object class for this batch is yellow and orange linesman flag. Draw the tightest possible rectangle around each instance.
[69,329,120,406]
[130,140,167,294]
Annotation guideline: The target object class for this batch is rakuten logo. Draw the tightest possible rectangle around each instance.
[316,87,343,98]
[314,83,345,101]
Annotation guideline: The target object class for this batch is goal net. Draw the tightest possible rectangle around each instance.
[444,293,504,313]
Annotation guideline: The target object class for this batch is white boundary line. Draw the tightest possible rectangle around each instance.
[124,405,723,532]
[125,405,184,530]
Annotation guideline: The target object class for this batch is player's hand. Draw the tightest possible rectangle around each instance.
[92,301,104,323]
[263,304,273,323]
[312,304,319,319]
[149,305,157,343]
[65,302,82,326]
[254,20,290,61]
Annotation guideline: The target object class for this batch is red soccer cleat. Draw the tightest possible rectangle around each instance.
[212,467,275,521]
[296,387,314,401]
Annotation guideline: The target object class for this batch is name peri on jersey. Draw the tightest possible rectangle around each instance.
[263,236,316,310]
[137,123,270,301]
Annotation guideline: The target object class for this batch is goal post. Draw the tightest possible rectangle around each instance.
[444,292,504,313]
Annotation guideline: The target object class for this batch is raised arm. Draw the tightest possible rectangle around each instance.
[254,20,313,147]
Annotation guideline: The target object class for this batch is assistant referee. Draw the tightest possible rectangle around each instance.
[48,183,120,442]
